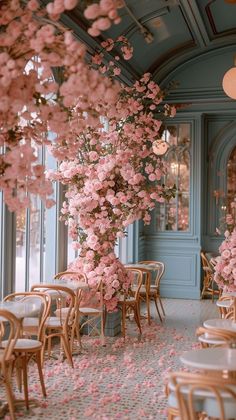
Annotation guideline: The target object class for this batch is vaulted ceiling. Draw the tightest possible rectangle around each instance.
[62,0,236,85]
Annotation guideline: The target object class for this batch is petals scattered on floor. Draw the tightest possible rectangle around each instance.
[2,299,218,419]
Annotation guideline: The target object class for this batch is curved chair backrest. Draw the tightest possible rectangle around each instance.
[196,326,236,347]
[217,296,234,319]
[200,252,212,271]
[54,271,87,282]
[31,284,75,328]
[139,260,165,287]
[168,371,236,420]
[4,291,51,342]
[125,268,143,300]
[0,309,21,362]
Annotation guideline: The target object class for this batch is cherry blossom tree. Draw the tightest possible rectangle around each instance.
[0,0,176,308]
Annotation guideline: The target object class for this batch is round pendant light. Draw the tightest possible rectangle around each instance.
[222,56,236,99]
[222,67,236,99]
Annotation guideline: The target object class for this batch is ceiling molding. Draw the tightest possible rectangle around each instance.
[149,40,196,75]
[154,42,236,85]
[180,0,210,46]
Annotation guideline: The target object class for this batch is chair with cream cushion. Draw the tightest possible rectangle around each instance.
[31,284,76,367]
[52,271,102,348]
[201,251,220,301]
[167,371,236,420]
[2,292,50,410]
[118,268,143,338]
[138,260,165,322]
[76,280,106,347]
[0,309,21,420]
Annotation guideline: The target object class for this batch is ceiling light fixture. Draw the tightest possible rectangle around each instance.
[123,1,154,44]
[222,56,236,99]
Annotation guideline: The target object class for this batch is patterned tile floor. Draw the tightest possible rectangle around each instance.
[2,298,218,420]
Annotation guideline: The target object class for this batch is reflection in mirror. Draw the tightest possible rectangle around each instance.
[157,123,191,232]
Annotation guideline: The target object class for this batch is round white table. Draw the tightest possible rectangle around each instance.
[0,301,40,320]
[223,292,236,297]
[203,318,236,332]
[32,281,89,299]
[51,280,89,291]
[180,348,236,371]
[216,299,232,309]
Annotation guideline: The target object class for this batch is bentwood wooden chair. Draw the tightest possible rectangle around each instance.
[31,284,76,367]
[0,310,21,420]
[118,268,143,338]
[217,296,234,319]
[53,271,106,347]
[167,371,236,420]
[139,261,165,322]
[77,281,106,346]
[196,326,236,348]
[2,292,50,410]
[201,251,220,301]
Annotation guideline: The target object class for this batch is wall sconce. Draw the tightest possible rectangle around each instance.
[222,56,236,99]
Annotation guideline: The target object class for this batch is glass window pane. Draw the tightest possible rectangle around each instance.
[178,193,189,231]
[166,204,177,231]
[156,204,166,231]
[29,196,41,289]
[178,124,190,146]
[163,125,178,146]
[179,151,190,192]
[67,234,77,265]
[15,211,26,292]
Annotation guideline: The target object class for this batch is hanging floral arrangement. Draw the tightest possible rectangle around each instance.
[0,0,122,211]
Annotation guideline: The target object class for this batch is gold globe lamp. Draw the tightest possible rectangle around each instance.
[222,56,236,100]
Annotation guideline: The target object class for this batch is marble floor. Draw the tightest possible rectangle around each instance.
[2,298,218,420]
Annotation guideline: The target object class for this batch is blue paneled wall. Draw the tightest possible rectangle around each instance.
[136,47,236,299]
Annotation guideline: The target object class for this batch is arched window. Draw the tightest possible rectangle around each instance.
[157,123,191,232]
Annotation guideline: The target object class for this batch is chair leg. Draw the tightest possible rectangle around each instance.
[14,359,22,393]
[35,351,46,397]
[158,296,165,316]
[154,298,162,322]
[75,319,82,348]
[41,339,46,366]
[121,305,126,338]
[47,336,52,359]
[133,304,142,335]
[61,334,74,368]
[146,293,151,325]
[4,365,16,420]
[21,355,29,410]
